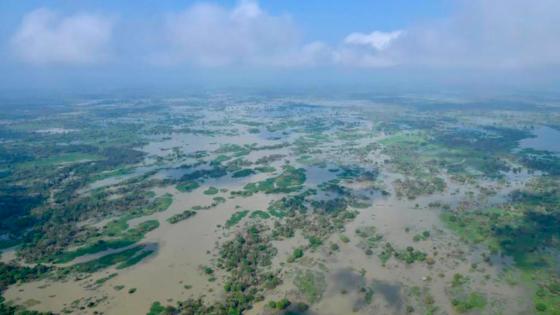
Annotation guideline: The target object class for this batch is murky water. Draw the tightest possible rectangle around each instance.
[3,102,539,315]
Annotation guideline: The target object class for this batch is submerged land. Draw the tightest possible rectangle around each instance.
[0,93,559,315]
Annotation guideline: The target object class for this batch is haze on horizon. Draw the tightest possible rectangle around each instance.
[0,0,560,93]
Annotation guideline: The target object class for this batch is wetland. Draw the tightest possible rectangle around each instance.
[0,93,559,315]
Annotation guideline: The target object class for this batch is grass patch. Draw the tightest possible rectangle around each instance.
[116,248,154,269]
[255,166,276,173]
[225,210,250,228]
[147,301,166,315]
[71,245,148,273]
[287,247,304,263]
[240,165,306,195]
[250,210,270,219]
[232,169,256,178]
[176,181,200,192]
[451,292,487,313]
[55,220,159,263]
[19,153,101,168]
[203,186,219,195]
[95,272,118,285]
[293,270,327,303]
[90,167,133,182]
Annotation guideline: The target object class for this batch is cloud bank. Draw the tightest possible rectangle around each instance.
[389,0,560,69]
[9,0,560,71]
[158,1,294,66]
[344,31,403,51]
[11,8,113,66]
[154,0,329,67]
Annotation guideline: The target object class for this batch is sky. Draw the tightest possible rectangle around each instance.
[1,0,559,93]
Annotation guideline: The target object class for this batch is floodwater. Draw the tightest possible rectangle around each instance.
[2,103,540,315]
[519,126,560,153]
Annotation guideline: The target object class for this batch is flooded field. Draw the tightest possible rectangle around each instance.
[1,96,559,315]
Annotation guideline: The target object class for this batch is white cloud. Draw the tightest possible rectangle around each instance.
[155,0,309,67]
[10,0,560,71]
[333,30,403,68]
[333,48,397,68]
[153,0,404,69]
[335,0,560,69]
[11,8,113,65]
[344,31,403,51]
[388,0,560,68]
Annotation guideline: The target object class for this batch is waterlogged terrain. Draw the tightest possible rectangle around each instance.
[1,94,560,315]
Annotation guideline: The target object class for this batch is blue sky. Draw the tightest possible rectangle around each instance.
[0,1,450,41]
[0,0,559,91]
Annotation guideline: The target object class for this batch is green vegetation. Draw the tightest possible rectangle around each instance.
[231,169,256,178]
[255,165,276,173]
[448,273,487,313]
[54,220,159,263]
[395,246,427,264]
[378,243,427,265]
[176,180,200,192]
[407,286,438,315]
[355,226,383,255]
[287,247,304,263]
[249,210,270,219]
[167,210,196,224]
[267,298,290,310]
[72,245,153,273]
[203,186,219,195]
[104,218,130,236]
[147,301,167,315]
[134,193,173,216]
[213,196,226,204]
[95,272,118,285]
[225,210,250,228]
[293,270,327,303]
[441,176,560,266]
[394,177,446,200]
[441,176,560,314]
[0,263,50,292]
[117,249,155,269]
[519,149,560,176]
[413,230,431,242]
[238,165,306,195]
[451,292,486,313]
[267,190,313,218]
[90,167,133,182]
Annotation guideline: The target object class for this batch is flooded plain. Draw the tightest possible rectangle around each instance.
[1,99,557,315]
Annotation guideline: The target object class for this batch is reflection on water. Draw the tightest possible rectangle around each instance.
[329,268,365,294]
[371,280,403,311]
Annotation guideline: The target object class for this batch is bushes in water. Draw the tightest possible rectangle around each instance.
[293,270,327,303]
[54,220,159,263]
[225,210,250,228]
[287,247,304,263]
[203,187,219,195]
[71,245,154,273]
[176,181,200,192]
[167,210,196,224]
